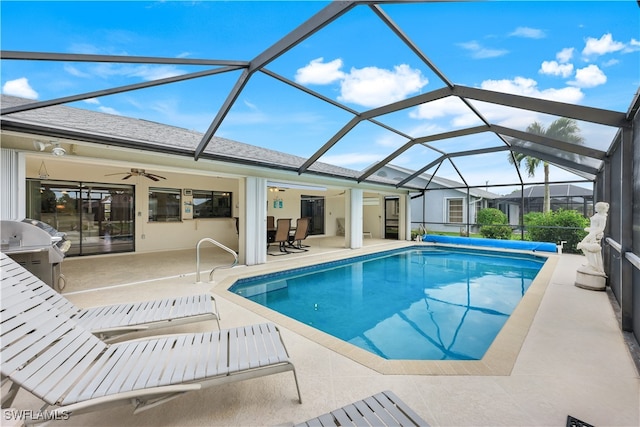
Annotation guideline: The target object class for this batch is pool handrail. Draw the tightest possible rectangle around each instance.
[196,238,238,283]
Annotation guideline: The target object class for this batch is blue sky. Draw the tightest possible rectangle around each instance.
[2,1,639,191]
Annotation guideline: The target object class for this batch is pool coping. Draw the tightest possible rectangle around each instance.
[213,242,559,376]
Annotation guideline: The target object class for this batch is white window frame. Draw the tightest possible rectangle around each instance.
[445,197,464,224]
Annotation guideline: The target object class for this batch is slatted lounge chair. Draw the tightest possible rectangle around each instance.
[0,270,302,420]
[294,390,429,427]
[1,253,220,342]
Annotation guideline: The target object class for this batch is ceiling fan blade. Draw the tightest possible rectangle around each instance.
[105,172,126,177]
[146,175,160,181]
[121,174,133,180]
[148,174,166,180]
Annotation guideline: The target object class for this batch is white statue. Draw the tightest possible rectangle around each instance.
[576,201,609,274]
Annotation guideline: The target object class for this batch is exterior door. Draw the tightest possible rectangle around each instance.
[300,195,325,235]
[384,197,399,239]
[26,180,135,256]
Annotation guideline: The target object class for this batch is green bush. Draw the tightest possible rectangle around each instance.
[477,208,513,240]
[477,208,507,225]
[524,209,589,253]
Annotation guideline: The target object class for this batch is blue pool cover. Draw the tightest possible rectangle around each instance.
[422,234,558,253]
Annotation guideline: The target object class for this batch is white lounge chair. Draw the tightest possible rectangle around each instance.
[0,266,302,420]
[295,390,429,426]
[1,253,220,342]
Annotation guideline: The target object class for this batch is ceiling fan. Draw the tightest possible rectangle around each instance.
[105,168,166,182]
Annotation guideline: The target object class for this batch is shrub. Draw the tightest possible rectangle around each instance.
[477,208,513,240]
[477,208,507,226]
[524,209,589,253]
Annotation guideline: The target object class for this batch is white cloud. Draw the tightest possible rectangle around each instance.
[89,63,184,81]
[556,47,574,63]
[569,64,607,88]
[509,27,546,39]
[64,64,92,78]
[601,58,620,67]
[410,97,470,120]
[624,38,640,53]
[338,64,428,108]
[582,33,625,57]
[539,60,574,78]
[295,58,428,108]
[457,41,508,59]
[130,65,184,81]
[408,77,585,132]
[98,106,121,115]
[83,98,100,105]
[295,57,345,85]
[2,77,38,99]
[480,77,584,104]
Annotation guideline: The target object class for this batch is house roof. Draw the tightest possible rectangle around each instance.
[376,163,501,199]
[500,184,593,200]
[1,94,409,189]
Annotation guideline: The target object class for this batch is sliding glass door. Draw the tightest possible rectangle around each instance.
[26,180,135,256]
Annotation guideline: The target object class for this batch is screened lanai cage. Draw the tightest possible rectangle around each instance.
[1,1,639,347]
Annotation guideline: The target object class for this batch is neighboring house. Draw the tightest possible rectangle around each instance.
[498,184,594,225]
[373,164,501,234]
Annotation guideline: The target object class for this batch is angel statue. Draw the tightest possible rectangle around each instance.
[576,201,609,275]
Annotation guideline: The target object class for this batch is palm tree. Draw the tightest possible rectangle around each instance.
[508,118,584,213]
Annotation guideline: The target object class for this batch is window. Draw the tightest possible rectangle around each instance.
[447,198,464,223]
[192,190,232,218]
[149,188,181,222]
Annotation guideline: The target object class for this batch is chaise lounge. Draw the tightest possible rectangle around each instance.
[1,253,220,342]
[0,258,302,420]
[294,390,429,426]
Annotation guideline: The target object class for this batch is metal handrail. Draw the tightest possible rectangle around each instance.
[605,237,622,253]
[625,252,640,271]
[605,237,640,271]
[196,238,238,283]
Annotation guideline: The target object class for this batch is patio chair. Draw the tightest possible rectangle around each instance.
[294,390,429,426]
[288,217,310,251]
[269,218,291,256]
[0,269,302,420]
[0,253,220,342]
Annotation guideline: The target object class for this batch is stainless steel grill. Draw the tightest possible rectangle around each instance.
[1,219,70,290]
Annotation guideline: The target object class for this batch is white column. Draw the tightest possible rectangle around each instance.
[243,176,267,265]
[1,149,26,220]
[348,188,363,248]
[404,193,412,240]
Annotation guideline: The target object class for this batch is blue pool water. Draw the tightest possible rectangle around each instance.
[230,246,546,360]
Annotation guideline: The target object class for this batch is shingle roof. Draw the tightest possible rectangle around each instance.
[378,163,501,199]
[1,95,405,188]
[500,184,592,199]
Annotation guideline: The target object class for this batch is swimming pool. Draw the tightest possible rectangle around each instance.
[229,246,547,361]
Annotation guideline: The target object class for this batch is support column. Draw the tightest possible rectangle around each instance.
[243,176,267,266]
[348,188,363,249]
[0,149,26,220]
[620,128,633,331]
[404,193,412,240]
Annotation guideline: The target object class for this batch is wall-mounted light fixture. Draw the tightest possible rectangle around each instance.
[34,140,66,156]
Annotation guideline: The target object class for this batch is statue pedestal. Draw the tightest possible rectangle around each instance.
[575,267,606,291]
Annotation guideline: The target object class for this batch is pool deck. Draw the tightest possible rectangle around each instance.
[4,237,639,426]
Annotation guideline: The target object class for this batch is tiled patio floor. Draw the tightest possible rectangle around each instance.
[4,238,639,426]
